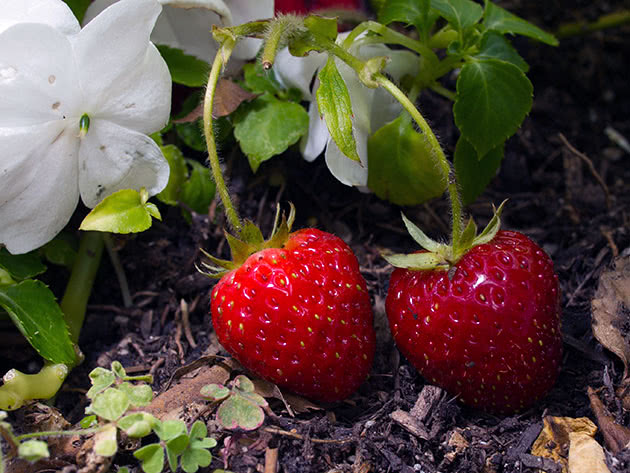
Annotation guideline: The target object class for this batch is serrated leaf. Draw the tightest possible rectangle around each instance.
[217,393,265,431]
[157,145,188,206]
[80,188,161,234]
[234,94,309,171]
[401,214,444,253]
[17,439,49,462]
[483,1,558,46]
[367,114,447,205]
[134,444,164,473]
[304,15,338,40]
[316,58,360,162]
[0,280,76,365]
[383,252,444,270]
[118,382,153,407]
[454,137,504,205]
[181,159,216,215]
[87,367,116,399]
[88,388,130,422]
[94,424,118,457]
[200,384,231,401]
[454,58,532,157]
[243,63,281,95]
[0,248,46,281]
[157,45,209,87]
[474,31,528,72]
[379,0,438,35]
[432,0,483,32]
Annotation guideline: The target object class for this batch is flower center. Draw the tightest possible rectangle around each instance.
[79,113,90,137]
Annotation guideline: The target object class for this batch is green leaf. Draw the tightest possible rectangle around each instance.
[180,160,216,215]
[181,448,213,473]
[379,0,438,35]
[118,413,157,438]
[473,199,507,246]
[367,115,447,206]
[166,434,190,471]
[400,213,444,253]
[304,15,338,40]
[42,233,77,267]
[454,58,532,157]
[243,62,282,95]
[118,382,153,407]
[80,188,161,234]
[111,361,126,378]
[18,439,49,463]
[80,415,98,429]
[175,121,207,152]
[383,252,444,270]
[431,0,483,32]
[87,367,116,399]
[316,58,360,162]
[474,31,528,72]
[200,384,231,401]
[0,248,46,281]
[233,94,309,172]
[216,393,265,431]
[0,280,76,365]
[134,444,164,473]
[94,424,118,457]
[62,0,91,22]
[156,45,209,87]
[454,137,504,205]
[88,388,130,422]
[483,1,558,46]
[155,420,187,442]
[157,145,188,206]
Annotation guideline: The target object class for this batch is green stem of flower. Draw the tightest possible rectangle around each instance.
[0,364,68,411]
[15,427,101,442]
[555,9,630,38]
[261,20,287,70]
[203,40,242,233]
[430,83,456,101]
[103,234,132,308]
[375,75,463,246]
[61,231,104,346]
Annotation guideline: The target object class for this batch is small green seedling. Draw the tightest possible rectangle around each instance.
[201,375,268,431]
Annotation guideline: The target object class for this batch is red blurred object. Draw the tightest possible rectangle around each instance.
[275,0,363,15]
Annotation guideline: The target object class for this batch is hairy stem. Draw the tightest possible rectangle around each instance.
[61,231,104,345]
[203,40,242,233]
[261,20,287,70]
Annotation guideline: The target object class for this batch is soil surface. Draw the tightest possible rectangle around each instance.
[3,1,630,472]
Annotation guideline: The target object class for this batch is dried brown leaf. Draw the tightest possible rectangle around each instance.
[591,254,630,379]
[568,432,610,473]
[587,386,630,453]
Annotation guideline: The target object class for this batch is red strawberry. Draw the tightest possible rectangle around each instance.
[386,229,562,413]
[275,0,363,15]
[210,228,375,402]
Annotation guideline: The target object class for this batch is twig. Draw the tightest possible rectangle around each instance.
[600,227,619,258]
[263,426,356,445]
[180,299,198,349]
[558,133,612,209]
[264,447,279,473]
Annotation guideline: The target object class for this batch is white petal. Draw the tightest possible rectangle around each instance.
[79,120,169,208]
[324,134,368,187]
[0,0,80,35]
[82,0,117,25]
[300,94,328,161]
[230,0,273,59]
[73,0,163,109]
[0,128,80,254]
[274,47,325,100]
[0,121,69,204]
[0,23,80,127]
[95,43,171,134]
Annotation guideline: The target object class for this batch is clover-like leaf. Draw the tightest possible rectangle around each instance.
[80,188,161,234]
[454,58,532,157]
[87,387,130,422]
[118,382,153,407]
[316,57,360,162]
[17,439,49,463]
[87,367,116,399]
[200,383,231,402]
[134,443,164,473]
[111,361,127,379]
[154,419,187,442]
[94,423,118,457]
[118,412,157,438]
[216,392,265,431]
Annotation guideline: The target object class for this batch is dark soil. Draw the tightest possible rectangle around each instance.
[3,1,630,472]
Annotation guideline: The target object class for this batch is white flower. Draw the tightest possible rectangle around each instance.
[0,0,80,35]
[0,0,171,254]
[274,36,418,187]
[84,0,274,62]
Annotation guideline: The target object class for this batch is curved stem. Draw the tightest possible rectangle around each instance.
[60,231,104,345]
[16,427,101,442]
[261,20,286,70]
[203,40,242,233]
[375,75,463,245]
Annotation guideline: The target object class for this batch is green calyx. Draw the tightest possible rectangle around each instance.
[198,203,296,278]
[384,200,507,271]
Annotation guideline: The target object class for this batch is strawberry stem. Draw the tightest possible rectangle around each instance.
[203,38,242,233]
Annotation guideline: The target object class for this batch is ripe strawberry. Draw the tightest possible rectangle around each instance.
[386,229,562,413]
[210,228,375,402]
